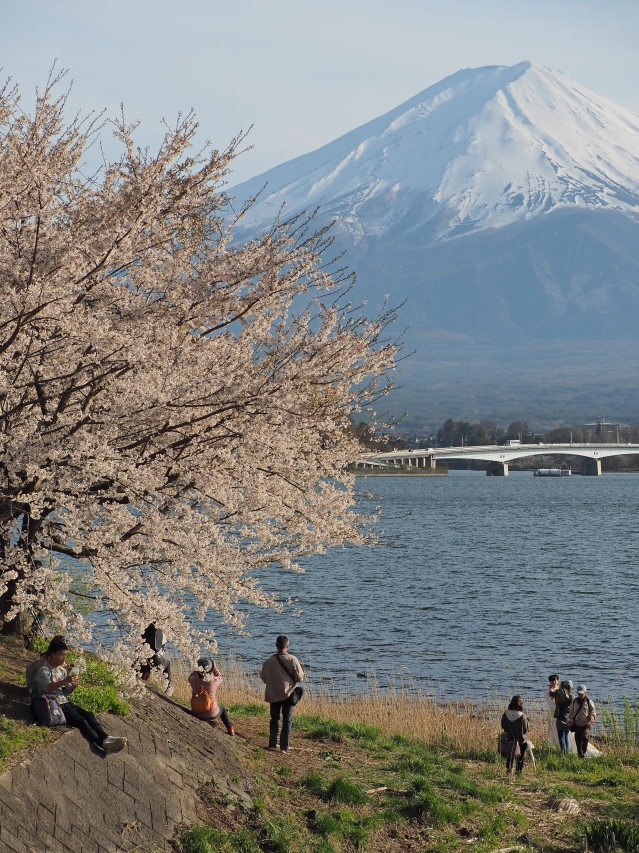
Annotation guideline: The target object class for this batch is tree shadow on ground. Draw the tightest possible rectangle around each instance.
[0,677,34,724]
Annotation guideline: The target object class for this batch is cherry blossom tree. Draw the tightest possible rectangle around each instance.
[0,72,399,672]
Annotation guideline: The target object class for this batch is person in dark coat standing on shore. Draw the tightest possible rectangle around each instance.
[501,695,530,774]
[570,685,596,758]
[260,635,304,755]
[555,680,574,754]
[140,622,173,694]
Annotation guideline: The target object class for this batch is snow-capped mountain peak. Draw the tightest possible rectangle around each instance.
[231,62,639,242]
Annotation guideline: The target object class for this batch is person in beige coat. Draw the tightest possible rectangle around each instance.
[570,684,596,758]
[260,635,304,754]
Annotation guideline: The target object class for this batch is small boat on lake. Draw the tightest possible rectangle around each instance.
[534,468,572,477]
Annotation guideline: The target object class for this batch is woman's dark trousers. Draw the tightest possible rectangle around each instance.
[269,700,294,751]
[506,741,528,774]
[574,725,591,758]
[209,707,233,729]
[63,702,108,747]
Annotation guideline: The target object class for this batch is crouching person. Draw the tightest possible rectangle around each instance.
[188,658,235,736]
[35,637,127,754]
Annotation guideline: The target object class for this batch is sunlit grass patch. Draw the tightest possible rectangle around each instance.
[0,714,54,771]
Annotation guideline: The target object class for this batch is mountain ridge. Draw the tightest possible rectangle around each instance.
[229,63,639,428]
[232,61,639,244]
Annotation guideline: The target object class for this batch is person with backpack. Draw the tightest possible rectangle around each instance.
[260,635,304,755]
[35,637,127,753]
[570,684,596,758]
[554,680,573,754]
[188,658,235,735]
[500,695,530,775]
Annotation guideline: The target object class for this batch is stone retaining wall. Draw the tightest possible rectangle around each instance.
[0,690,250,853]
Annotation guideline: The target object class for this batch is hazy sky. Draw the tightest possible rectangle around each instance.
[2,0,638,184]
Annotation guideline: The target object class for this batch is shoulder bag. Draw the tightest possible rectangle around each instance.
[32,694,67,727]
[275,654,304,706]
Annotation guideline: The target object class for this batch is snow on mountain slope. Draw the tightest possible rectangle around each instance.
[231,62,639,243]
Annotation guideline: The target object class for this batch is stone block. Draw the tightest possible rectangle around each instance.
[55,818,83,851]
[164,795,183,825]
[149,798,168,832]
[37,802,56,836]
[106,758,125,790]
[133,800,153,829]
[0,811,20,841]
[123,759,141,791]
[69,824,100,853]
[0,825,29,853]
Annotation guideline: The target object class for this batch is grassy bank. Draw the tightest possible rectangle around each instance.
[164,660,639,852]
[170,701,639,853]
[4,640,639,851]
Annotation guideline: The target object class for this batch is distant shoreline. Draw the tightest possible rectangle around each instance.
[352,469,448,477]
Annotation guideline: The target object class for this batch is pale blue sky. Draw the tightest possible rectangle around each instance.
[2,0,638,184]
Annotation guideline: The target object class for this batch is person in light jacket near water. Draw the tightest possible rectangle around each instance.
[570,684,596,758]
[260,635,304,754]
[501,695,530,774]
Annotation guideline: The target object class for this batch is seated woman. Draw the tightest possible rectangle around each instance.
[35,637,127,754]
[188,657,235,736]
[26,634,65,695]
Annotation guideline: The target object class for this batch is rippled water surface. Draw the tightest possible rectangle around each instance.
[206,471,639,702]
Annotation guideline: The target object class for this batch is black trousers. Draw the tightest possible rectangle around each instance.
[574,725,591,758]
[506,740,528,773]
[63,702,108,747]
[269,700,294,751]
[196,707,233,728]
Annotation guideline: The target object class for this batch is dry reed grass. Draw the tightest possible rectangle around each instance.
[167,657,548,757]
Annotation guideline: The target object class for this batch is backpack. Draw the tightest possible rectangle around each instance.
[32,694,67,727]
[191,676,212,715]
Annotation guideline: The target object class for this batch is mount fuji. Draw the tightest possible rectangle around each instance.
[231,63,639,428]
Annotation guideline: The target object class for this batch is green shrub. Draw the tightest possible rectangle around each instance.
[324,776,367,805]
[276,766,292,779]
[300,771,367,805]
[70,655,129,715]
[261,815,304,853]
[313,809,378,850]
[585,819,639,852]
[403,777,473,824]
[227,703,269,718]
[177,824,261,853]
[295,716,348,742]
[0,716,51,767]
[300,771,328,797]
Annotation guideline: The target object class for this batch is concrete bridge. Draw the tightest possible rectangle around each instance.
[358,443,639,476]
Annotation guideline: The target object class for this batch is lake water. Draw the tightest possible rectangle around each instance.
[209,471,639,704]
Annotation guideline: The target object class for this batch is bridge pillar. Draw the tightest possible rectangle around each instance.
[486,462,509,476]
[427,455,436,469]
[581,458,602,476]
